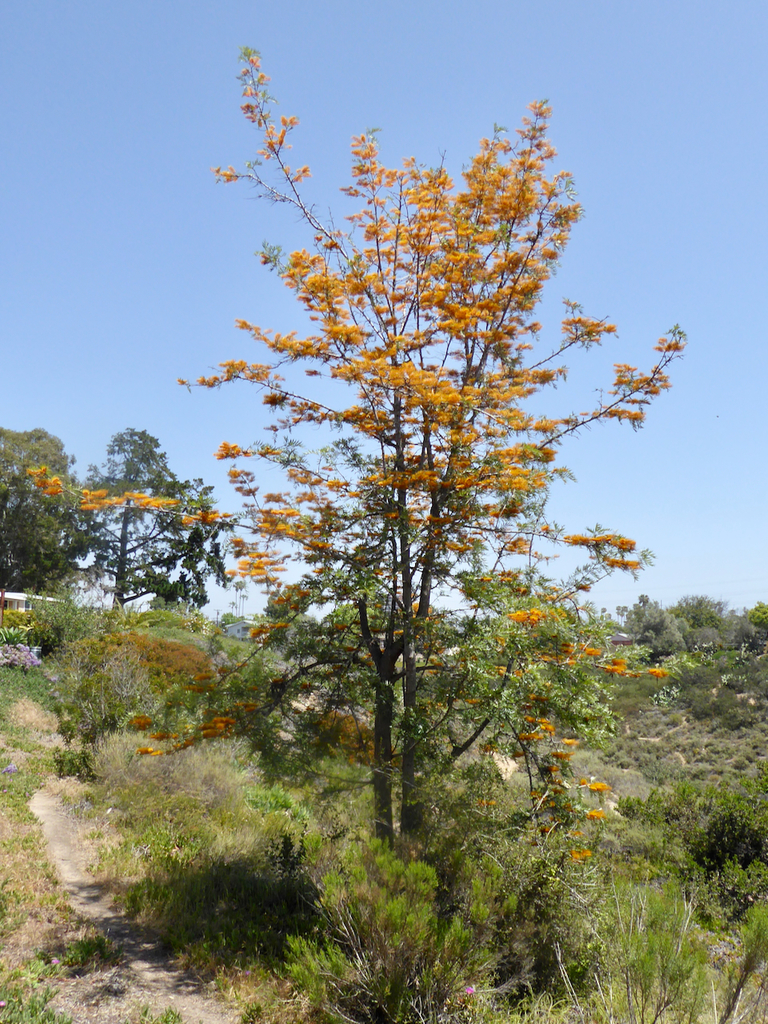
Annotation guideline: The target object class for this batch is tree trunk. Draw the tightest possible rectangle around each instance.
[399,644,422,835]
[113,504,131,608]
[373,680,395,843]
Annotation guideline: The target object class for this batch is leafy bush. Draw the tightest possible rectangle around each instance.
[600,884,708,1024]
[52,638,157,743]
[288,838,494,1024]
[52,747,96,781]
[618,772,768,923]
[29,591,102,654]
[485,838,606,996]
[50,631,217,744]
[0,610,33,631]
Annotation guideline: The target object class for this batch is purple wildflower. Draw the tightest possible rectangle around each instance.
[0,645,41,671]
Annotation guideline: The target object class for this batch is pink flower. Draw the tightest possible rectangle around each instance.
[465,986,475,995]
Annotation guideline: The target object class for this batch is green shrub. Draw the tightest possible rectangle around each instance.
[52,638,157,743]
[486,840,606,996]
[52,747,96,781]
[288,839,494,1024]
[600,884,708,1024]
[29,592,102,654]
[50,631,217,744]
[0,610,33,631]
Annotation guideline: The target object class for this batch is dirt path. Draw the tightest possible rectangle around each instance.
[29,790,239,1024]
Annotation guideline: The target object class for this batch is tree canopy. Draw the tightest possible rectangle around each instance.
[176,50,685,840]
[86,429,231,608]
[0,427,88,593]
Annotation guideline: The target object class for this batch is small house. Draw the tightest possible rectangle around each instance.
[223,619,254,641]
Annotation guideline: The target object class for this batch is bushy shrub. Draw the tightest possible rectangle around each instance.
[486,838,606,996]
[122,631,214,687]
[289,838,494,1024]
[52,638,157,743]
[52,747,96,781]
[50,632,217,744]
[0,610,33,631]
[618,772,768,924]
[29,592,103,654]
[600,884,708,1024]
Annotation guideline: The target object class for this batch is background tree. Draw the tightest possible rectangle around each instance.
[180,50,685,841]
[0,427,88,593]
[668,594,728,632]
[86,429,231,608]
[748,602,768,634]
[624,596,688,660]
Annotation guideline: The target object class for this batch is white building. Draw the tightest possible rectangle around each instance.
[1,591,32,614]
[223,619,254,641]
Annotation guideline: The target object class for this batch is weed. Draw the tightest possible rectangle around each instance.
[51,748,95,781]
[0,986,71,1024]
[136,1007,183,1024]
[61,934,122,970]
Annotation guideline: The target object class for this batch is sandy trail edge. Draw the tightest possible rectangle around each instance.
[29,791,238,1024]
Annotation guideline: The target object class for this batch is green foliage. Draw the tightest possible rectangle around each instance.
[29,590,102,655]
[602,884,708,1024]
[669,595,728,632]
[0,664,55,716]
[0,986,71,1024]
[136,1008,182,1024]
[91,736,319,968]
[51,747,95,781]
[0,611,32,631]
[52,637,156,743]
[51,631,216,743]
[60,934,122,970]
[288,838,492,1024]
[716,904,768,1024]
[0,627,30,646]
[624,596,687,660]
[672,652,768,729]
[86,428,231,607]
[0,427,88,593]
[617,771,768,924]
[747,601,768,633]
[137,605,217,637]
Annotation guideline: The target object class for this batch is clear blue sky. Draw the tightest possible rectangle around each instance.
[2,0,766,619]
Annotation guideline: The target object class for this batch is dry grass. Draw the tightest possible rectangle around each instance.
[7,700,58,735]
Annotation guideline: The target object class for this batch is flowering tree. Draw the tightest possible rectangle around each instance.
[186,50,685,841]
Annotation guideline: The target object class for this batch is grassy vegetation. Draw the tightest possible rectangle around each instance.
[3,608,768,1023]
